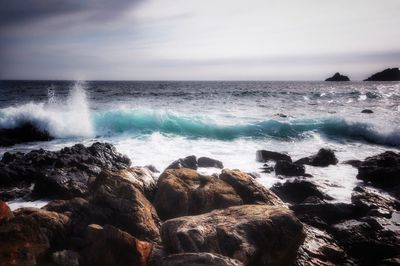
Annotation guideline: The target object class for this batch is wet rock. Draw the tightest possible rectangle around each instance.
[0,122,53,147]
[165,155,198,170]
[153,168,242,220]
[256,150,292,162]
[81,224,152,266]
[275,160,306,176]
[0,200,13,221]
[0,207,69,265]
[356,151,400,190]
[295,148,338,167]
[160,253,243,266]
[361,109,374,114]
[325,72,350,81]
[198,156,224,168]
[246,172,261,179]
[52,250,80,266]
[89,170,161,242]
[0,142,131,200]
[364,67,400,81]
[219,169,284,206]
[351,187,400,218]
[260,163,274,173]
[295,225,352,266]
[145,164,160,173]
[331,217,400,264]
[271,180,333,205]
[342,159,362,168]
[161,204,305,266]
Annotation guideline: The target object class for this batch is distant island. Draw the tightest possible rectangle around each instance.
[364,68,400,81]
[325,72,350,81]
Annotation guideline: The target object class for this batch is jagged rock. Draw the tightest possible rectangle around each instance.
[0,122,53,147]
[275,160,306,176]
[256,150,292,162]
[364,68,400,81]
[198,156,224,168]
[0,208,69,265]
[165,155,198,170]
[0,200,13,221]
[356,151,400,190]
[153,168,242,220]
[271,180,333,204]
[295,148,338,167]
[160,253,243,266]
[219,169,284,206]
[161,204,305,266]
[331,217,400,264]
[81,224,152,266]
[325,72,350,81]
[0,143,131,200]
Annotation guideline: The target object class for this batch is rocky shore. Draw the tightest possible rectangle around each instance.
[0,143,399,265]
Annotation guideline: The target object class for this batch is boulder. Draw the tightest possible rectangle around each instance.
[356,151,400,189]
[325,72,350,82]
[295,148,338,167]
[161,204,305,266]
[342,159,362,168]
[271,180,333,204]
[364,68,400,81]
[275,160,306,176]
[198,156,224,168]
[219,169,284,206]
[153,168,242,220]
[256,150,292,162]
[0,200,13,221]
[89,170,161,242]
[0,207,69,265]
[160,253,243,266]
[361,109,374,114]
[81,224,152,266]
[331,217,400,264]
[165,155,198,170]
[0,122,53,147]
[260,163,274,173]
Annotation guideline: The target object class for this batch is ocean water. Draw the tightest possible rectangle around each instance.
[1,80,399,203]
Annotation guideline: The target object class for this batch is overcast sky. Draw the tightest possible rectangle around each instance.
[0,0,399,80]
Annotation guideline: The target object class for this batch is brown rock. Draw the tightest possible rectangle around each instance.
[81,224,152,266]
[153,168,243,220]
[219,169,284,206]
[161,204,305,266]
[0,200,13,221]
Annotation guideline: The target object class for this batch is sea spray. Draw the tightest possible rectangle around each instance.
[0,81,94,138]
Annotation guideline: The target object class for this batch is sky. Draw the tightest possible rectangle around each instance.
[0,0,399,80]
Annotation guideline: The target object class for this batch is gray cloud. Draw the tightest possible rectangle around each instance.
[0,0,142,28]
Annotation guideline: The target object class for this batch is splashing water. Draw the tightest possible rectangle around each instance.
[0,81,94,138]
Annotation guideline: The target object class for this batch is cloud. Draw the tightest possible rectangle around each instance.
[0,0,142,28]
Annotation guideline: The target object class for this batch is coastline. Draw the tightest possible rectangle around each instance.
[1,142,399,265]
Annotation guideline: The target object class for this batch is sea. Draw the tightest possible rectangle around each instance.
[1,80,399,208]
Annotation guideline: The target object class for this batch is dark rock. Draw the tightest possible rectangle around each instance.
[361,109,374,114]
[198,156,224,168]
[276,113,288,118]
[0,142,131,200]
[331,217,400,264]
[145,164,160,173]
[0,122,53,147]
[356,151,400,189]
[165,155,198,170]
[342,159,362,168]
[52,250,80,266]
[295,148,338,167]
[89,170,161,242]
[81,224,152,266]
[0,200,13,221]
[0,207,70,265]
[153,168,242,220]
[351,187,400,218]
[256,150,292,162]
[161,204,305,266]
[325,72,350,82]
[160,253,243,266]
[271,180,333,204]
[275,160,306,176]
[260,163,274,173]
[246,172,261,179]
[364,68,400,81]
[219,169,284,206]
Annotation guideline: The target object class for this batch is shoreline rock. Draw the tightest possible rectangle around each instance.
[325,72,350,82]
[0,123,53,147]
[364,67,400,81]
